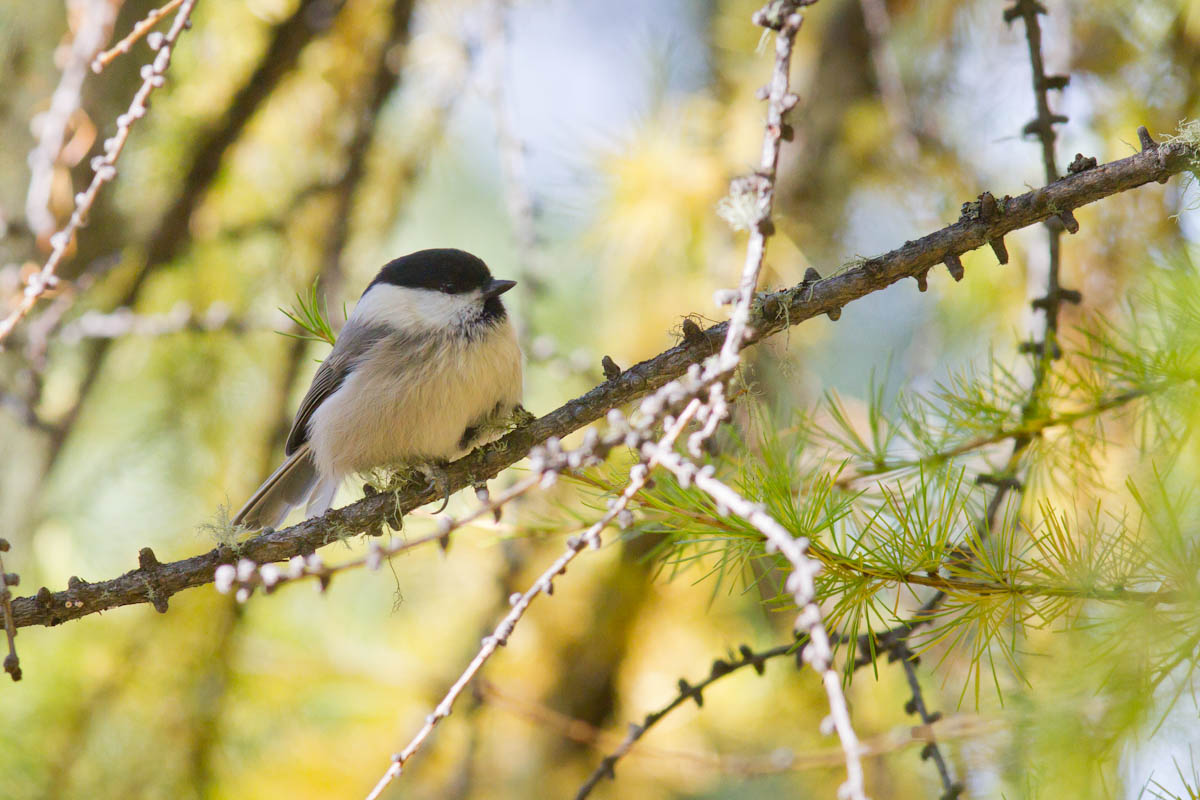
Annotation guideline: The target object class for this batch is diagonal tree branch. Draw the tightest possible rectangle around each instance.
[24,0,122,241]
[9,131,1196,630]
[575,639,806,798]
[92,0,186,74]
[1,0,197,344]
[37,0,349,467]
[892,642,957,797]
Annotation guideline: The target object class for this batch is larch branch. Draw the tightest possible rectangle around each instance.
[7,130,1195,631]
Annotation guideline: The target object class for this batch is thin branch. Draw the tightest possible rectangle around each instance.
[575,3,868,793]
[865,8,1079,794]
[214,475,541,600]
[34,0,350,471]
[833,384,1165,489]
[24,0,122,240]
[2,0,196,344]
[1006,0,1066,184]
[363,398,706,799]
[91,0,186,73]
[0,539,21,681]
[8,130,1195,631]
[1006,0,1075,385]
[710,0,806,402]
[890,641,958,798]
[650,449,869,799]
[57,302,250,342]
[488,674,998,776]
[575,639,803,797]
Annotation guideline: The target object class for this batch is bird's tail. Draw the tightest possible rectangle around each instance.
[233,443,339,530]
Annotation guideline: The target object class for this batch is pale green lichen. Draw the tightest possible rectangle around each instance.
[1163,118,1200,154]
[716,188,763,232]
[508,405,537,428]
[1164,119,1200,209]
[362,463,423,494]
[198,504,246,555]
[320,517,361,548]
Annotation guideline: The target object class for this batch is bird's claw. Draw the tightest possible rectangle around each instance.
[421,462,452,514]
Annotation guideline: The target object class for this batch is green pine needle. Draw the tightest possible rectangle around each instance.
[278,278,338,346]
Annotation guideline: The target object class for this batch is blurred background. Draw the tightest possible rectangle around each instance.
[1,0,1199,797]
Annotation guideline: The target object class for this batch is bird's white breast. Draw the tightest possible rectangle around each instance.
[306,319,522,479]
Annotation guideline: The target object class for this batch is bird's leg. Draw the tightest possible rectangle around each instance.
[360,480,404,532]
[420,461,452,514]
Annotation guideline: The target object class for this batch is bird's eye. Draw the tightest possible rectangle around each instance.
[439,282,455,293]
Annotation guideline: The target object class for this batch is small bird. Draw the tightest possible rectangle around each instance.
[233,249,523,530]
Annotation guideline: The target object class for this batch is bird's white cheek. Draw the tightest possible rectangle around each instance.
[350,284,480,333]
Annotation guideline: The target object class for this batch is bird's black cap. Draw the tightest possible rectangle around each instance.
[368,249,496,296]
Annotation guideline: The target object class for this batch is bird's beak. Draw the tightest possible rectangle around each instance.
[483,279,517,298]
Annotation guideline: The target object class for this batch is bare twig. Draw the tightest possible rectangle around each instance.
[576,2,868,795]
[832,384,1166,489]
[33,0,349,472]
[91,0,185,73]
[1,0,198,345]
[712,0,806,389]
[673,4,867,796]
[651,449,868,799]
[364,400,706,799]
[0,539,21,681]
[487,674,999,776]
[25,0,122,240]
[57,302,248,342]
[576,639,804,796]
[861,8,1079,796]
[215,475,541,600]
[1006,0,1076,384]
[1006,0,1067,184]
[890,642,958,798]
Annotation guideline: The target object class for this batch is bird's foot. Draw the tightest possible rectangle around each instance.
[420,461,453,514]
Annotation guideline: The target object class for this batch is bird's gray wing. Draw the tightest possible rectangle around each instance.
[284,323,388,455]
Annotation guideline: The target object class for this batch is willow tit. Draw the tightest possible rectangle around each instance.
[233,248,523,530]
